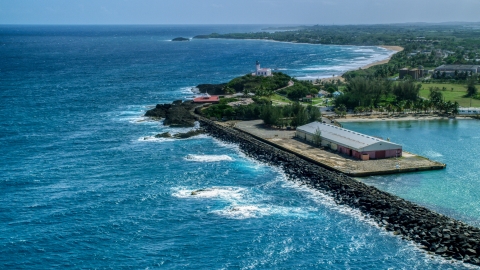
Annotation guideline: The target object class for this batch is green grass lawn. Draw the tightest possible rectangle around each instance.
[270,93,293,105]
[419,82,480,107]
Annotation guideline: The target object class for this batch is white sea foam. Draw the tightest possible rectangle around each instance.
[108,105,158,124]
[212,204,315,220]
[138,133,209,143]
[184,154,234,162]
[172,187,245,200]
[137,136,176,143]
[354,48,376,53]
[180,86,200,94]
[424,150,443,158]
[172,184,315,220]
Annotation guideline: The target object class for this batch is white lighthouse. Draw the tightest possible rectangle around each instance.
[254,61,272,77]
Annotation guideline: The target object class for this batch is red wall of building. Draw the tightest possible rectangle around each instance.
[334,145,402,160]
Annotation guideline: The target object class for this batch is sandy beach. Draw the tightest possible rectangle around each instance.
[360,45,404,69]
[319,45,404,83]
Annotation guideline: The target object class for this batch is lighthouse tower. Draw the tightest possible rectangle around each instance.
[254,61,272,77]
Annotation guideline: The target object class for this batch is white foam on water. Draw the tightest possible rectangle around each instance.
[172,186,245,200]
[180,86,199,94]
[184,154,234,162]
[212,203,316,220]
[354,48,376,53]
[107,105,158,124]
[213,205,265,219]
[424,150,443,158]
[159,121,201,134]
[138,133,209,143]
[137,136,176,143]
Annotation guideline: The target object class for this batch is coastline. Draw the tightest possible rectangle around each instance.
[360,45,404,69]
[320,45,404,82]
[202,36,404,82]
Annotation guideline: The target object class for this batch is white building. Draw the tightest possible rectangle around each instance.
[254,61,272,77]
[296,122,402,160]
[458,107,480,115]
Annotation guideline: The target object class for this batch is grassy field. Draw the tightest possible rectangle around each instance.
[419,82,480,107]
[270,93,293,105]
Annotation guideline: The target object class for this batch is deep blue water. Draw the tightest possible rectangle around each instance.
[0,25,471,269]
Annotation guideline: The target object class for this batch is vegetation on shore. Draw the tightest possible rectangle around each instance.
[196,23,480,94]
[195,23,480,122]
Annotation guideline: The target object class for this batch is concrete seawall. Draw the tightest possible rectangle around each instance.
[194,115,480,266]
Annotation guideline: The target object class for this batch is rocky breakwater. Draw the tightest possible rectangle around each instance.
[145,100,197,127]
[197,116,480,266]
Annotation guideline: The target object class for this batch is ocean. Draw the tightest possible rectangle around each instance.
[0,25,473,269]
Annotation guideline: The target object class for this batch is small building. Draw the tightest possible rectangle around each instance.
[296,122,402,160]
[458,107,480,115]
[301,95,313,102]
[332,91,343,98]
[399,66,425,80]
[193,93,219,103]
[253,61,272,77]
[318,90,329,97]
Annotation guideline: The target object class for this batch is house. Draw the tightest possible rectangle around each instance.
[253,61,272,77]
[296,122,402,160]
[302,95,313,102]
[332,91,343,98]
[318,90,329,97]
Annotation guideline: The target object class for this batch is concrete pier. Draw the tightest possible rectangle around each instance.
[234,120,446,177]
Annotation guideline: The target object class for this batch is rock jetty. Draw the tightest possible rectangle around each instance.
[196,115,480,266]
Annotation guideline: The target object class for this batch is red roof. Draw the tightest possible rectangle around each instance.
[193,95,219,103]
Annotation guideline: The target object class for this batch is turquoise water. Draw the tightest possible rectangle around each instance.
[343,120,480,227]
[0,25,472,269]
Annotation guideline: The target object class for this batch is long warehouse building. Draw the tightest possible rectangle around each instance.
[296,122,402,160]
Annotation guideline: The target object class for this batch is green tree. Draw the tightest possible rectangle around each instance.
[313,128,322,146]
[260,106,281,126]
[466,76,478,97]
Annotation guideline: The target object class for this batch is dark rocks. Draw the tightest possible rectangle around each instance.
[196,83,227,95]
[172,37,189,41]
[145,100,197,127]
[172,129,204,139]
[193,113,480,267]
[155,132,172,138]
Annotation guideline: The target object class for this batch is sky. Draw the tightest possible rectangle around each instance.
[1,0,480,25]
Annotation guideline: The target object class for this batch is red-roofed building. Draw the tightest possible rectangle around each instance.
[193,95,219,103]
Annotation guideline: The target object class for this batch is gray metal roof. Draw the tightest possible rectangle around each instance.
[435,65,480,71]
[297,122,401,151]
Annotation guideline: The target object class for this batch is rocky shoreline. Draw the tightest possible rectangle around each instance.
[194,114,480,266]
[145,100,197,127]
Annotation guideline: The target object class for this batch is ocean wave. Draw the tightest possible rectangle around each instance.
[172,186,245,200]
[138,133,209,143]
[354,48,376,53]
[212,204,316,220]
[180,86,199,94]
[184,154,234,162]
